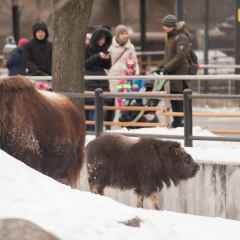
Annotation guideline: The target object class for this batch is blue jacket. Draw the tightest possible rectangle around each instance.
[7,47,27,76]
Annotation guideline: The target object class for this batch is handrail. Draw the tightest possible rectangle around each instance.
[9,74,240,82]
[84,105,240,118]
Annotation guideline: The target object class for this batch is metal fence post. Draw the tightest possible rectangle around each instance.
[184,89,193,147]
[95,88,104,137]
[176,0,184,21]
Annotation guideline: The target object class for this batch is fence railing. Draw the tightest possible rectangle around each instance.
[95,89,240,147]
[61,88,240,147]
[2,74,240,144]
[21,74,240,81]
[20,74,240,95]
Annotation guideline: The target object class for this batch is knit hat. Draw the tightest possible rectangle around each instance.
[115,25,129,38]
[18,38,29,47]
[162,15,177,28]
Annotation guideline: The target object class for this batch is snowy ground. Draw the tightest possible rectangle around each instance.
[1,145,240,240]
[196,50,235,74]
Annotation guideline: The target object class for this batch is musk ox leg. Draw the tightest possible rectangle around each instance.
[57,169,81,189]
[68,173,81,189]
[89,184,105,195]
[71,162,83,189]
[135,189,144,208]
[136,194,144,208]
[147,192,160,210]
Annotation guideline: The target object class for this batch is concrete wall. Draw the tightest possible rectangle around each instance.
[80,162,240,221]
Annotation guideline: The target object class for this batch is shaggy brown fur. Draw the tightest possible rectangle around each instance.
[0,218,60,240]
[0,76,85,188]
[86,134,199,209]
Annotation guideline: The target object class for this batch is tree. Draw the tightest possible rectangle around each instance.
[52,0,93,93]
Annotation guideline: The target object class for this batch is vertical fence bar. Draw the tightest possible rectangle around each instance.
[184,89,193,147]
[235,0,240,93]
[95,88,104,137]
[12,1,20,43]
[139,0,146,51]
[228,78,231,95]
[176,0,184,21]
[204,0,209,75]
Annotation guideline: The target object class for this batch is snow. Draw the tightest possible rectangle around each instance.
[196,50,235,74]
[1,146,240,240]
[1,126,240,239]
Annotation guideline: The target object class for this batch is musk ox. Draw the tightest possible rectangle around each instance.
[0,218,60,240]
[86,134,199,209]
[0,76,85,188]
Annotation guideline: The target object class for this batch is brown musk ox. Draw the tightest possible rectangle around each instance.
[0,76,85,188]
[86,134,199,209]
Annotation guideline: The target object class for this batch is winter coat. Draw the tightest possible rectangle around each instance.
[6,47,27,76]
[108,37,139,91]
[23,22,52,76]
[159,22,192,93]
[85,28,112,91]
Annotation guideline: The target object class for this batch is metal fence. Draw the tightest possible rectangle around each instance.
[80,88,240,147]
[2,73,240,146]
[22,73,240,95]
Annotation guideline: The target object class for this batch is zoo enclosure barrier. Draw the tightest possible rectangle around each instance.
[82,88,240,147]
[17,74,240,147]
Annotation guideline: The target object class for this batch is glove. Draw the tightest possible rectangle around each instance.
[147,98,159,107]
[153,67,166,75]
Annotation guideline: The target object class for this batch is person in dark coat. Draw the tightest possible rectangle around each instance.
[158,15,192,128]
[85,27,113,131]
[23,22,52,76]
[7,38,29,76]
[85,27,112,91]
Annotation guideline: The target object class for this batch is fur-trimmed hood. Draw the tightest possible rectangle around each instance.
[89,27,112,52]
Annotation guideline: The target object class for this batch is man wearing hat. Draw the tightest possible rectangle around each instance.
[157,14,192,128]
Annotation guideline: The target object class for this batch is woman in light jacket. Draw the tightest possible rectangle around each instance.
[108,25,140,120]
[108,25,139,91]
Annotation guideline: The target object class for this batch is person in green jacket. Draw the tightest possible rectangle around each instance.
[158,15,193,128]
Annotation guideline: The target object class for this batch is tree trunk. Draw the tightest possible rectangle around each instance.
[52,0,93,93]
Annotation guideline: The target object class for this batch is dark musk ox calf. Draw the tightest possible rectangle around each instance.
[86,134,199,209]
[0,76,85,188]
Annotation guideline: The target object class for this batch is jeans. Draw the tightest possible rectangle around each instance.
[171,100,184,127]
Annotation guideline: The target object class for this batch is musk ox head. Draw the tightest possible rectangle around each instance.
[157,141,199,184]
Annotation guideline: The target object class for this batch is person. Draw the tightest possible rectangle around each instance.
[7,38,29,76]
[108,24,140,121]
[157,15,193,128]
[3,36,17,67]
[85,26,113,131]
[23,22,52,76]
